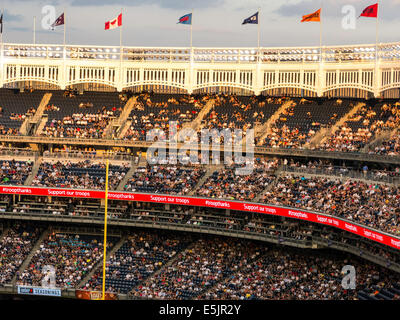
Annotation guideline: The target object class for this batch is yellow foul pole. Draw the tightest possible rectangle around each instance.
[101,159,109,300]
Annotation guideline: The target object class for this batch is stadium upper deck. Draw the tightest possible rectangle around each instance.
[3,41,400,98]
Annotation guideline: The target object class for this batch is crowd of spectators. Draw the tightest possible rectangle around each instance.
[371,132,400,156]
[0,160,33,185]
[195,158,279,201]
[282,158,400,184]
[16,233,115,288]
[199,95,285,145]
[41,106,118,139]
[123,164,206,195]
[32,160,130,190]
[0,224,42,285]
[83,232,190,294]
[123,93,205,141]
[131,237,261,299]
[199,246,399,300]
[258,98,349,149]
[262,174,400,236]
[0,210,398,300]
[317,103,400,152]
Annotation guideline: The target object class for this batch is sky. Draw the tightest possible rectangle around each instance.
[1,0,400,48]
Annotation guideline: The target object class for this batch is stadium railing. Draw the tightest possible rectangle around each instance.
[281,164,400,185]
[0,135,399,165]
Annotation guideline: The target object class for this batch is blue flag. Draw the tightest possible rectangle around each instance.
[178,13,192,25]
[242,12,258,25]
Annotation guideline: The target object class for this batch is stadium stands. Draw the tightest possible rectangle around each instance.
[123,164,206,195]
[317,102,400,152]
[16,232,117,288]
[0,90,400,301]
[0,223,43,285]
[259,98,354,148]
[131,237,261,299]
[32,160,130,190]
[123,93,205,141]
[40,90,124,138]
[195,158,279,201]
[83,231,191,294]
[262,174,400,236]
[0,89,44,135]
[0,160,33,185]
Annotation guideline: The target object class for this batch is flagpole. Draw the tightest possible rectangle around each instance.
[0,8,3,45]
[376,0,379,63]
[319,4,323,63]
[190,9,193,49]
[257,8,260,49]
[375,0,379,97]
[120,8,123,92]
[120,8,123,48]
[1,8,3,64]
[63,8,66,47]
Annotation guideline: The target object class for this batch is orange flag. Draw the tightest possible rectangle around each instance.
[301,8,321,22]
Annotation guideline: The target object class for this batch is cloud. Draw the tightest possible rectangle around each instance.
[4,9,24,22]
[69,0,224,9]
[8,27,30,32]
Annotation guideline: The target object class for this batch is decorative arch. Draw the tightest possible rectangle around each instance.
[323,84,374,94]
[122,84,188,95]
[261,84,318,93]
[193,83,254,92]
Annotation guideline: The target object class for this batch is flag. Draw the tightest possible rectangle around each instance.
[301,8,321,22]
[51,13,64,29]
[105,13,122,30]
[359,3,378,18]
[177,13,192,25]
[242,12,259,25]
[0,13,3,34]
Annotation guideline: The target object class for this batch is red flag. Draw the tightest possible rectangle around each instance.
[105,13,122,30]
[359,3,378,18]
[301,8,321,22]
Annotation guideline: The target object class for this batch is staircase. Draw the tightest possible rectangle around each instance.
[361,127,394,153]
[34,116,49,136]
[12,228,50,285]
[116,161,141,191]
[19,92,52,135]
[128,241,197,297]
[77,236,128,289]
[256,100,294,146]
[188,164,223,196]
[254,164,285,202]
[307,102,365,149]
[118,120,132,139]
[24,156,42,186]
[104,96,138,139]
[187,99,215,132]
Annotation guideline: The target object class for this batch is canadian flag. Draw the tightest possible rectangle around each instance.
[105,13,122,30]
